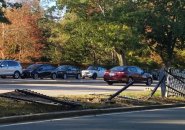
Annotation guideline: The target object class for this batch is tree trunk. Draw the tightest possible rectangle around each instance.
[115,50,127,66]
[0,50,5,59]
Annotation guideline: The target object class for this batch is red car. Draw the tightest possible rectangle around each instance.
[104,66,153,85]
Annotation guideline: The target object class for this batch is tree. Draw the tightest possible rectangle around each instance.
[0,0,44,62]
[117,0,185,67]
[54,0,142,66]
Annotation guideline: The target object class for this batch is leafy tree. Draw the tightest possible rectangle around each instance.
[116,0,185,67]
[54,0,142,66]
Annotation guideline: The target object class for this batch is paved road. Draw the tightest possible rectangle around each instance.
[0,79,157,96]
[0,107,184,130]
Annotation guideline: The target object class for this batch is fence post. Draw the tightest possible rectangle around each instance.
[159,67,166,98]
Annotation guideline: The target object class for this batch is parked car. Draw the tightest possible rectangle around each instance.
[104,66,153,85]
[81,66,107,79]
[51,65,81,80]
[21,64,56,79]
[0,60,22,79]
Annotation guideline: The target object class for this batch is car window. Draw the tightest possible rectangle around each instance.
[57,65,67,70]
[111,66,126,71]
[67,66,72,71]
[1,61,8,67]
[71,66,77,71]
[98,67,105,71]
[87,66,98,70]
[128,67,137,72]
[8,61,19,67]
[27,64,41,70]
[45,65,54,70]
[136,67,144,74]
[38,66,46,71]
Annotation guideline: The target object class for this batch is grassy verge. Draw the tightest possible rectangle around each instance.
[0,90,185,118]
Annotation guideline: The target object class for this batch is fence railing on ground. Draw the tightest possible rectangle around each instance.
[166,69,185,97]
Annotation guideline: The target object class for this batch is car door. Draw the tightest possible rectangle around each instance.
[135,67,146,82]
[37,65,46,78]
[7,61,17,75]
[67,66,73,77]
[127,67,139,81]
[42,65,52,77]
[0,61,8,75]
[46,65,55,77]
[132,67,144,82]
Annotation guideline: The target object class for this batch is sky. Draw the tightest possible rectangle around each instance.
[5,0,57,9]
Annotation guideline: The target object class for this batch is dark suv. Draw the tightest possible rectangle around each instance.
[21,64,56,79]
[0,60,22,79]
[104,66,153,85]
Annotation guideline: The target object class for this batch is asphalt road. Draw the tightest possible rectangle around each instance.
[0,79,157,96]
[0,107,184,130]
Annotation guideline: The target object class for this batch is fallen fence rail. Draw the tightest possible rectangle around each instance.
[0,89,81,108]
[107,81,134,101]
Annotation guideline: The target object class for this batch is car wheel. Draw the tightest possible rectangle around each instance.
[92,73,97,80]
[13,71,20,79]
[107,81,113,85]
[63,74,67,79]
[127,77,134,84]
[146,78,152,86]
[76,74,81,79]
[51,73,57,80]
[33,73,39,79]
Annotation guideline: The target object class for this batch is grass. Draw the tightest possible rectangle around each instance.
[0,90,185,118]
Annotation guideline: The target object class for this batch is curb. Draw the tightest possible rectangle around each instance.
[0,103,185,124]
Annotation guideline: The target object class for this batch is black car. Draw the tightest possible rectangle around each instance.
[21,64,56,79]
[51,65,81,80]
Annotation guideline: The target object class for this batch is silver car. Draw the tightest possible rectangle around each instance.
[0,60,22,79]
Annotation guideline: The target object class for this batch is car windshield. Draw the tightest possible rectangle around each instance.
[27,64,41,70]
[111,66,126,71]
[87,66,98,70]
[57,65,68,70]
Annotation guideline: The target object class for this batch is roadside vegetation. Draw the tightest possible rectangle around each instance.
[0,90,185,117]
[0,0,184,68]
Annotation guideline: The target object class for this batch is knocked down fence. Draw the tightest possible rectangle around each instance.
[166,69,185,97]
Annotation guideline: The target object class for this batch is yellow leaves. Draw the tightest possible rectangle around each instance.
[61,12,78,25]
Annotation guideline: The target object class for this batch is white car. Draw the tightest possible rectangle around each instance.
[81,66,106,79]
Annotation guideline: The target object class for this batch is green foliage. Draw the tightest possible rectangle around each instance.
[39,0,184,68]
